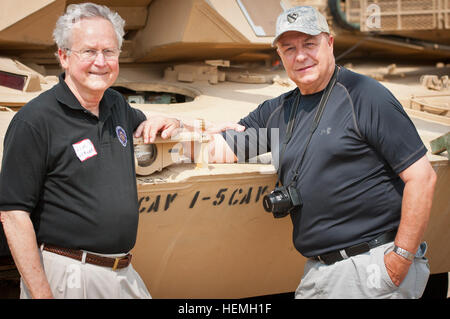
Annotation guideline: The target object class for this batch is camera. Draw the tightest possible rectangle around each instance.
[262,185,302,218]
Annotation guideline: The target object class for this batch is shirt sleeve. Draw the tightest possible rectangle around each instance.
[129,106,146,131]
[0,118,47,213]
[357,83,427,174]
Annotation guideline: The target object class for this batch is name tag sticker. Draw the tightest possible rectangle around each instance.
[72,139,98,162]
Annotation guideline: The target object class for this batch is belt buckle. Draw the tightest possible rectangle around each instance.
[112,257,122,271]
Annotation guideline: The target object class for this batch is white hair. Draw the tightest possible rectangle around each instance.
[53,2,125,49]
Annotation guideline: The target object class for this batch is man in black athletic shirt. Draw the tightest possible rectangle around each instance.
[139,6,437,298]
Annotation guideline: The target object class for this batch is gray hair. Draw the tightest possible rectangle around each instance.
[53,2,125,50]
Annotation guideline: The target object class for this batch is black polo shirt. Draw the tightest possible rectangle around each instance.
[223,66,427,257]
[0,74,146,254]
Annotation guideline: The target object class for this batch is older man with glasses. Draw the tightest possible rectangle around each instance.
[0,3,178,299]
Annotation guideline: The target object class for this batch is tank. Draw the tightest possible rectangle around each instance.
[0,0,449,298]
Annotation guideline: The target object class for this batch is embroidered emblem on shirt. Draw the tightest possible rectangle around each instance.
[115,126,127,147]
[72,139,97,162]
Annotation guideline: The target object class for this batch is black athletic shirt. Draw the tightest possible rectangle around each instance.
[0,74,146,254]
[223,66,427,257]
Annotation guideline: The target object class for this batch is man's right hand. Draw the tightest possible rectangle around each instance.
[205,122,245,134]
[134,116,181,143]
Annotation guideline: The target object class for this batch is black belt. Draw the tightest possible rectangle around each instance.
[311,229,397,265]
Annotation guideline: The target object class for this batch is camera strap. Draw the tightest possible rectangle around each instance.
[275,65,339,188]
[275,91,300,187]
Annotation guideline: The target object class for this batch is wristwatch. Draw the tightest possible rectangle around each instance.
[393,245,415,261]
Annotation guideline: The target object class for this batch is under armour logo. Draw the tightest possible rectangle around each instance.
[319,127,332,135]
[287,13,298,23]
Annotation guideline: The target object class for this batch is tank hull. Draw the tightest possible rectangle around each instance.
[133,165,305,298]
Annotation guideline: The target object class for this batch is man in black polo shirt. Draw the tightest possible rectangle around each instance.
[166,6,437,298]
[0,3,178,299]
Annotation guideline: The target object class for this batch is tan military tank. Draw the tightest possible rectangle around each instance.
[0,0,449,298]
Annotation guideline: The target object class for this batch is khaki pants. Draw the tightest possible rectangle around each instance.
[20,249,151,299]
[295,242,430,299]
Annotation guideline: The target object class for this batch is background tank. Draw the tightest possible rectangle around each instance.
[0,0,449,298]
[326,0,450,61]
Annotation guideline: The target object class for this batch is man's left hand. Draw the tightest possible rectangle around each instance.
[134,116,180,143]
[384,251,413,287]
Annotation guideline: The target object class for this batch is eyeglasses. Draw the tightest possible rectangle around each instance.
[65,48,121,62]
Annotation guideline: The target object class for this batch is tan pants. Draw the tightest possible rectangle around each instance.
[20,249,151,299]
[295,242,430,299]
